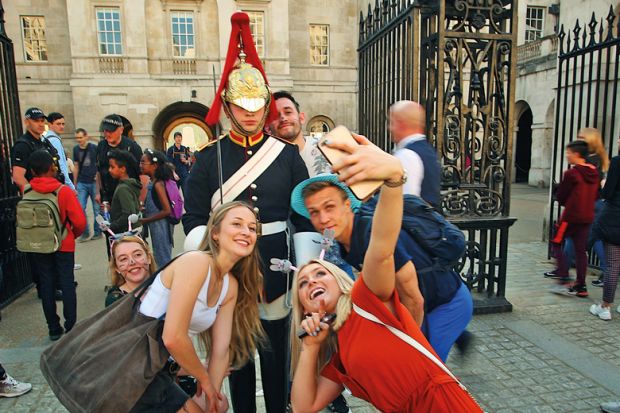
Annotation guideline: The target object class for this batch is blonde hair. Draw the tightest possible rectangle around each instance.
[290,259,355,376]
[579,127,609,172]
[109,235,156,287]
[197,201,265,369]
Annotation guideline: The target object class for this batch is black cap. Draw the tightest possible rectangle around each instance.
[100,114,124,132]
[25,107,46,120]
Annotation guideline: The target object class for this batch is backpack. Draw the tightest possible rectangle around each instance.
[358,194,466,273]
[16,184,68,253]
[152,179,184,225]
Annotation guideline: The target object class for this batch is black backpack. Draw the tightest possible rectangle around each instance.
[358,194,466,273]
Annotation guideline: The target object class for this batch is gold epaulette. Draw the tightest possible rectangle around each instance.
[197,135,226,152]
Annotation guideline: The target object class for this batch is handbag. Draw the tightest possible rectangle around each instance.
[40,256,182,413]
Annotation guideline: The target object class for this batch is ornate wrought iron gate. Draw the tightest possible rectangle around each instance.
[359,0,517,313]
[550,7,620,253]
[0,1,32,309]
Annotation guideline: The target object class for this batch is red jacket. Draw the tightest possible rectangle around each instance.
[29,177,86,252]
[556,164,599,224]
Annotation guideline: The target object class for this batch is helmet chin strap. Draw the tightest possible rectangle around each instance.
[223,97,271,137]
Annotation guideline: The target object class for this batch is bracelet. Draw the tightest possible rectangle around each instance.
[384,169,408,188]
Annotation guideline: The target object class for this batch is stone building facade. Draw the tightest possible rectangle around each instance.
[5,0,359,152]
[515,0,620,187]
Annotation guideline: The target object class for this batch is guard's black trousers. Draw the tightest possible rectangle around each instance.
[229,315,290,413]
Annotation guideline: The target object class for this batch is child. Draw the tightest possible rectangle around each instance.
[107,149,142,234]
[28,150,86,340]
[551,140,600,297]
[139,149,174,268]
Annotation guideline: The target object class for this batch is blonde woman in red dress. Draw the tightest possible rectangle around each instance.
[290,135,482,413]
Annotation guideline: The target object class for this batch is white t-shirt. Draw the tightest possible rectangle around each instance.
[393,134,426,196]
[299,135,332,178]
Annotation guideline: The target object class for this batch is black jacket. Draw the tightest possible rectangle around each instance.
[593,155,620,245]
[182,133,312,302]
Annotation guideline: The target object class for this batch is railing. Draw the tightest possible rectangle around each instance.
[172,59,196,75]
[517,34,558,63]
[98,56,125,73]
[0,0,33,308]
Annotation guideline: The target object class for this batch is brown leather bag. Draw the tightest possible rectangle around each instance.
[39,257,181,412]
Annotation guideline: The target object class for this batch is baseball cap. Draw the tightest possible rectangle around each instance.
[100,114,124,132]
[25,107,46,120]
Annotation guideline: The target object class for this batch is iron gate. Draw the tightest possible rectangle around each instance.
[359,0,517,313]
[550,6,620,260]
[0,1,32,309]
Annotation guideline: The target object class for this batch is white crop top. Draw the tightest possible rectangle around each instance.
[140,266,229,337]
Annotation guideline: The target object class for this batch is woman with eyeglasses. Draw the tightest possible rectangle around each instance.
[127,201,264,413]
[139,149,174,268]
[105,235,156,307]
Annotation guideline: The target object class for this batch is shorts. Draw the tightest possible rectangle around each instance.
[130,366,189,413]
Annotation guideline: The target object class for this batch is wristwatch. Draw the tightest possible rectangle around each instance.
[384,169,408,188]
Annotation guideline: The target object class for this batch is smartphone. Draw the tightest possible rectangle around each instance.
[318,125,383,201]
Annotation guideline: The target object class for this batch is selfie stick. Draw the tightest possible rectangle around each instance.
[212,64,224,206]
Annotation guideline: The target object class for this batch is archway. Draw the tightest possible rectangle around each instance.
[306,115,335,138]
[515,108,533,183]
[152,102,215,151]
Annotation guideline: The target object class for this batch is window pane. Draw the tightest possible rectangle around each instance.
[21,16,48,62]
[97,8,122,55]
[309,24,329,66]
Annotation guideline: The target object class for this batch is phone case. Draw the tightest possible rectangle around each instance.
[318,126,383,201]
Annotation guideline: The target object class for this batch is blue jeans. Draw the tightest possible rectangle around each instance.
[33,251,76,332]
[563,199,606,275]
[423,283,473,362]
[77,181,101,237]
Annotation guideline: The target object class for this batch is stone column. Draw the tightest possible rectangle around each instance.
[529,123,552,188]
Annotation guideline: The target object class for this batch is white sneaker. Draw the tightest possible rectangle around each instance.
[0,374,32,398]
[74,264,82,271]
[590,304,612,320]
[601,401,620,413]
[617,305,620,315]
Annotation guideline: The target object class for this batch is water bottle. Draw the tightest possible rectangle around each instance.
[103,202,111,222]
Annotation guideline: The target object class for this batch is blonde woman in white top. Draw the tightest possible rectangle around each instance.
[132,201,264,413]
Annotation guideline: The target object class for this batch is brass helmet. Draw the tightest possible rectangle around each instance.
[222,61,270,113]
[205,12,276,133]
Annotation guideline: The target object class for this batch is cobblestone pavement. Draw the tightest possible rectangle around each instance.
[2,185,620,412]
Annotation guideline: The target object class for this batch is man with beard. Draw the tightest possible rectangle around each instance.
[182,12,314,413]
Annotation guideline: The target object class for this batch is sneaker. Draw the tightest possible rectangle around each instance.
[76,235,90,243]
[544,270,561,279]
[590,304,612,320]
[90,233,103,241]
[617,306,620,315]
[49,327,64,341]
[601,401,620,413]
[592,278,604,287]
[74,264,82,271]
[567,284,588,297]
[0,374,32,398]
[327,394,352,413]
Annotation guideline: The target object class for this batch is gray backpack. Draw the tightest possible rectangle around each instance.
[16,184,68,253]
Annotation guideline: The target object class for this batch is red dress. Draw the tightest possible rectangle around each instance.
[321,277,483,412]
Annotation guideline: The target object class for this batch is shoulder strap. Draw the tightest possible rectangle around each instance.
[352,303,467,391]
[210,136,286,210]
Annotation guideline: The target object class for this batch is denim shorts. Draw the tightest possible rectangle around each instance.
[130,365,189,413]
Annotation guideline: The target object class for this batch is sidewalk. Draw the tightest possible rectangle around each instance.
[1,184,619,412]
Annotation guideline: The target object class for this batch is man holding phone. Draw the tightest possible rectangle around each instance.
[291,167,472,362]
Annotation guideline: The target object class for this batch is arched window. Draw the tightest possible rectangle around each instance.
[307,115,334,138]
